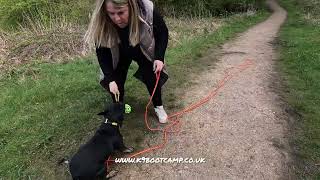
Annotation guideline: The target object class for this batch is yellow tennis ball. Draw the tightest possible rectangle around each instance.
[125,104,131,114]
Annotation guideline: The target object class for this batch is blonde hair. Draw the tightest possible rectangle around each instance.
[84,0,140,48]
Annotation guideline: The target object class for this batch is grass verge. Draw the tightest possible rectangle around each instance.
[0,10,269,179]
[278,0,320,178]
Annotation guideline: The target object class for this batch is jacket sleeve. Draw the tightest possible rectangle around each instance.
[96,47,114,89]
[153,8,168,62]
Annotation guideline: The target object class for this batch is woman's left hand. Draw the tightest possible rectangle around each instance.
[153,60,164,73]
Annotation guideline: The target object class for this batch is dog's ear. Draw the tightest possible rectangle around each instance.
[97,111,106,116]
[98,107,110,116]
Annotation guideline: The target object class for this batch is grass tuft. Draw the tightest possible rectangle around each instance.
[278,0,320,178]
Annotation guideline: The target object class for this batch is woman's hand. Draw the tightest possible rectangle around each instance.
[153,60,164,73]
[109,81,120,102]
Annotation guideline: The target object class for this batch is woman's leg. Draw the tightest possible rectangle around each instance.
[135,56,167,123]
[137,59,163,107]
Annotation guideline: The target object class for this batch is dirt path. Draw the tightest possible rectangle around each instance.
[115,0,292,179]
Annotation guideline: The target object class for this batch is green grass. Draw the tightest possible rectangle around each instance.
[0,10,269,179]
[0,0,92,29]
[278,0,320,178]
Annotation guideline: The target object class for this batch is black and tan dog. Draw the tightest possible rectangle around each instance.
[69,103,133,180]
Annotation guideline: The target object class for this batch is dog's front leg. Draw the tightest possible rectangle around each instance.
[115,136,134,153]
[119,145,134,153]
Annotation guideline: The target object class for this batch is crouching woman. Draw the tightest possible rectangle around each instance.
[85,0,169,123]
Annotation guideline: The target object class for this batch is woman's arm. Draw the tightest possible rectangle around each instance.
[153,8,169,62]
[96,47,115,85]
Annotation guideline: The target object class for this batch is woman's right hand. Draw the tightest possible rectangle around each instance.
[109,81,120,102]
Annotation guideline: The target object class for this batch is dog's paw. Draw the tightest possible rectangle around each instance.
[106,170,118,179]
[57,157,70,165]
[122,147,134,153]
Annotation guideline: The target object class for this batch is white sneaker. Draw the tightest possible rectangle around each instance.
[154,106,168,123]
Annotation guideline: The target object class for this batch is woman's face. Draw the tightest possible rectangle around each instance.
[106,2,129,28]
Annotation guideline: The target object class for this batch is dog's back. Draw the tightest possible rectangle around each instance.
[69,103,125,180]
[70,125,121,179]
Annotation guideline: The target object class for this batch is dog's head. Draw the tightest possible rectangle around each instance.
[98,103,125,127]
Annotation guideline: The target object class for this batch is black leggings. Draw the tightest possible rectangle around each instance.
[108,56,163,107]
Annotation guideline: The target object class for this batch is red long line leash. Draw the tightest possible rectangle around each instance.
[106,59,254,168]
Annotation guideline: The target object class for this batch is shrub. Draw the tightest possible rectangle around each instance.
[154,0,265,16]
[0,0,92,29]
[0,0,265,29]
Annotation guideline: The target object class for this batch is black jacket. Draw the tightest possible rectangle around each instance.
[96,9,169,88]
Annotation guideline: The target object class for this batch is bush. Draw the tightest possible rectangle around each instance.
[0,0,265,29]
[0,0,92,29]
[0,0,47,28]
[296,0,320,17]
[154,0,265,16]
